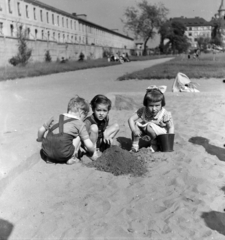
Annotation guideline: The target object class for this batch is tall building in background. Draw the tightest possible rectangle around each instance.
[170,17,212,48]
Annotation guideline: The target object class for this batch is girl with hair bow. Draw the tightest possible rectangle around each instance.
[128,85,174,152]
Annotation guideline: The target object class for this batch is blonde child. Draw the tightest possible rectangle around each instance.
[128,86,174,152]
[84,94,120,152]
[37,95,98,164]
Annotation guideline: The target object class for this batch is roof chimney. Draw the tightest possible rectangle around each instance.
[76,14,87,20]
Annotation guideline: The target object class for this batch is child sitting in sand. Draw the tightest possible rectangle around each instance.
[128,85,174,152]
[85,94,120,152]
[37,95,98,164]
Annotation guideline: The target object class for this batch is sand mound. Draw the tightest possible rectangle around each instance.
[87,146,148,177]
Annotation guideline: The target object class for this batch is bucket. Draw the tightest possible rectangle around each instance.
[156,134,175,152]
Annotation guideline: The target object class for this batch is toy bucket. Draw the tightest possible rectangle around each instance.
[156,134,175,152]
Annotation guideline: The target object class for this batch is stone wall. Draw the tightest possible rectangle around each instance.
[0,36,132,66]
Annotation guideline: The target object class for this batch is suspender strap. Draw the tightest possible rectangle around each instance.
[59,114,64,133]
[49,115,75,133]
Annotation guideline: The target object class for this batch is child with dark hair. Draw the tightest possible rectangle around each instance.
[128,86,174,152]
[84,94,120,152]
[37,95,97,164]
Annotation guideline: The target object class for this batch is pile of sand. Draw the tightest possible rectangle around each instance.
[87,145,148,177]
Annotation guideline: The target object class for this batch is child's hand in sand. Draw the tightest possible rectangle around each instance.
[133,129,141,137]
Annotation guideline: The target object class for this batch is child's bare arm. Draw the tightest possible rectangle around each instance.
[166,118,174,134]
[37,117,54,142]
[37,126,47,142]
[128,114,141,136]
[83,139,95,155]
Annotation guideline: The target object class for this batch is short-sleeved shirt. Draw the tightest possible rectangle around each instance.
[84,114,109,139]
[45,114,89,141]
[136,107,172,128]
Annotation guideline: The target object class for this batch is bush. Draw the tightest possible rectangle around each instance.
[9,28,32,66]
[45,50,52,62]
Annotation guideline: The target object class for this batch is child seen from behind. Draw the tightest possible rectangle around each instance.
[85,94,120,152]
[128,86,174,152]
[37,95,97,164]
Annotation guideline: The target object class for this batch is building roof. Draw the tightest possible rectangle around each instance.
[170,17,212,27]
[23,0,133,40]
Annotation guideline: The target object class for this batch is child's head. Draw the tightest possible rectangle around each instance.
[90,95,111,111]
[67,95,89,119]
[90,95,111,121]
[143,88,165,107]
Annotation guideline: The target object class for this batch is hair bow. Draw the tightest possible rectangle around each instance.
[146,85,167,94]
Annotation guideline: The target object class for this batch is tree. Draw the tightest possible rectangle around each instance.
[9,27,32,66]
[122,0,168,55]
[159,20,190,54]
[211,17,224,46]
[196,37,211,51]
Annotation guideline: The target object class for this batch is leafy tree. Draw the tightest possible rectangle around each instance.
[211,17,224,46]
[122,0,168,55]
[196,37,211,51]
[45,50,52,62]
[9,27,32,66]
[159,20,190,54]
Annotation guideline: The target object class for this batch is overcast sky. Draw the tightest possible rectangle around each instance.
[43,0,222,47]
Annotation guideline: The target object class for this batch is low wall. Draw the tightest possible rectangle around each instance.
[0,36,132,66]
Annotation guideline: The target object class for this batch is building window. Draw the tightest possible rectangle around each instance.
[0,22,3,34]
[26,5,29,18]
[34,7,36,20]
[46,12,49,23]
[62,17,64,27]
[8,0,12,13]
[26,28,30,39]
[17,2,21,16]
[40,10,43,22]
[188,33,192,36]
[74,21,76,30]
[71,35,73,42]
[41,30,44,40]
[10,24,14,37]
[57,16,59,26]
[53,32,55,40]
[63,34,65,42]
[52,14,54,25]
[19,26,22,35]
[66,19,68,28]
[70,20,72,29]
[35,29,37,39]
[47,31,50,40]
[58,33,60,42]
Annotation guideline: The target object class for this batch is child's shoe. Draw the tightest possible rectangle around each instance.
[129,146,139,153]
[149,139,158,152]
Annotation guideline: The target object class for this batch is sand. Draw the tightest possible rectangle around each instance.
[1,59,225,239]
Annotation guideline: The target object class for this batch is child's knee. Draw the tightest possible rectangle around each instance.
[90,124,98,134]
[114,123,120,131]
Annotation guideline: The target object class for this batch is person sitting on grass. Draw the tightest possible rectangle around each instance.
[37,95,98,164]
[128,86,174,152]
[84,94,120,152]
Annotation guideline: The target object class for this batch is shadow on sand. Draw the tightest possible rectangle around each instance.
[0,219,14,240]
[189,136,225,162]
[201,211,225,236]
[117,136,150,151]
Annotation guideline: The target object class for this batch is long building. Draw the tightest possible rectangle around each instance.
[0,0,134,65]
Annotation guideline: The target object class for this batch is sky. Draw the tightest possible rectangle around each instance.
[43,0,222,47]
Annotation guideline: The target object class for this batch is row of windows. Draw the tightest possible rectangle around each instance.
[188,32,211,37]
[188,26,211,31]
[5,0,115,36]
[1,22,125,47]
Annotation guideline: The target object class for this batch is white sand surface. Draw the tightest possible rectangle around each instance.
[0,58,225,239]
